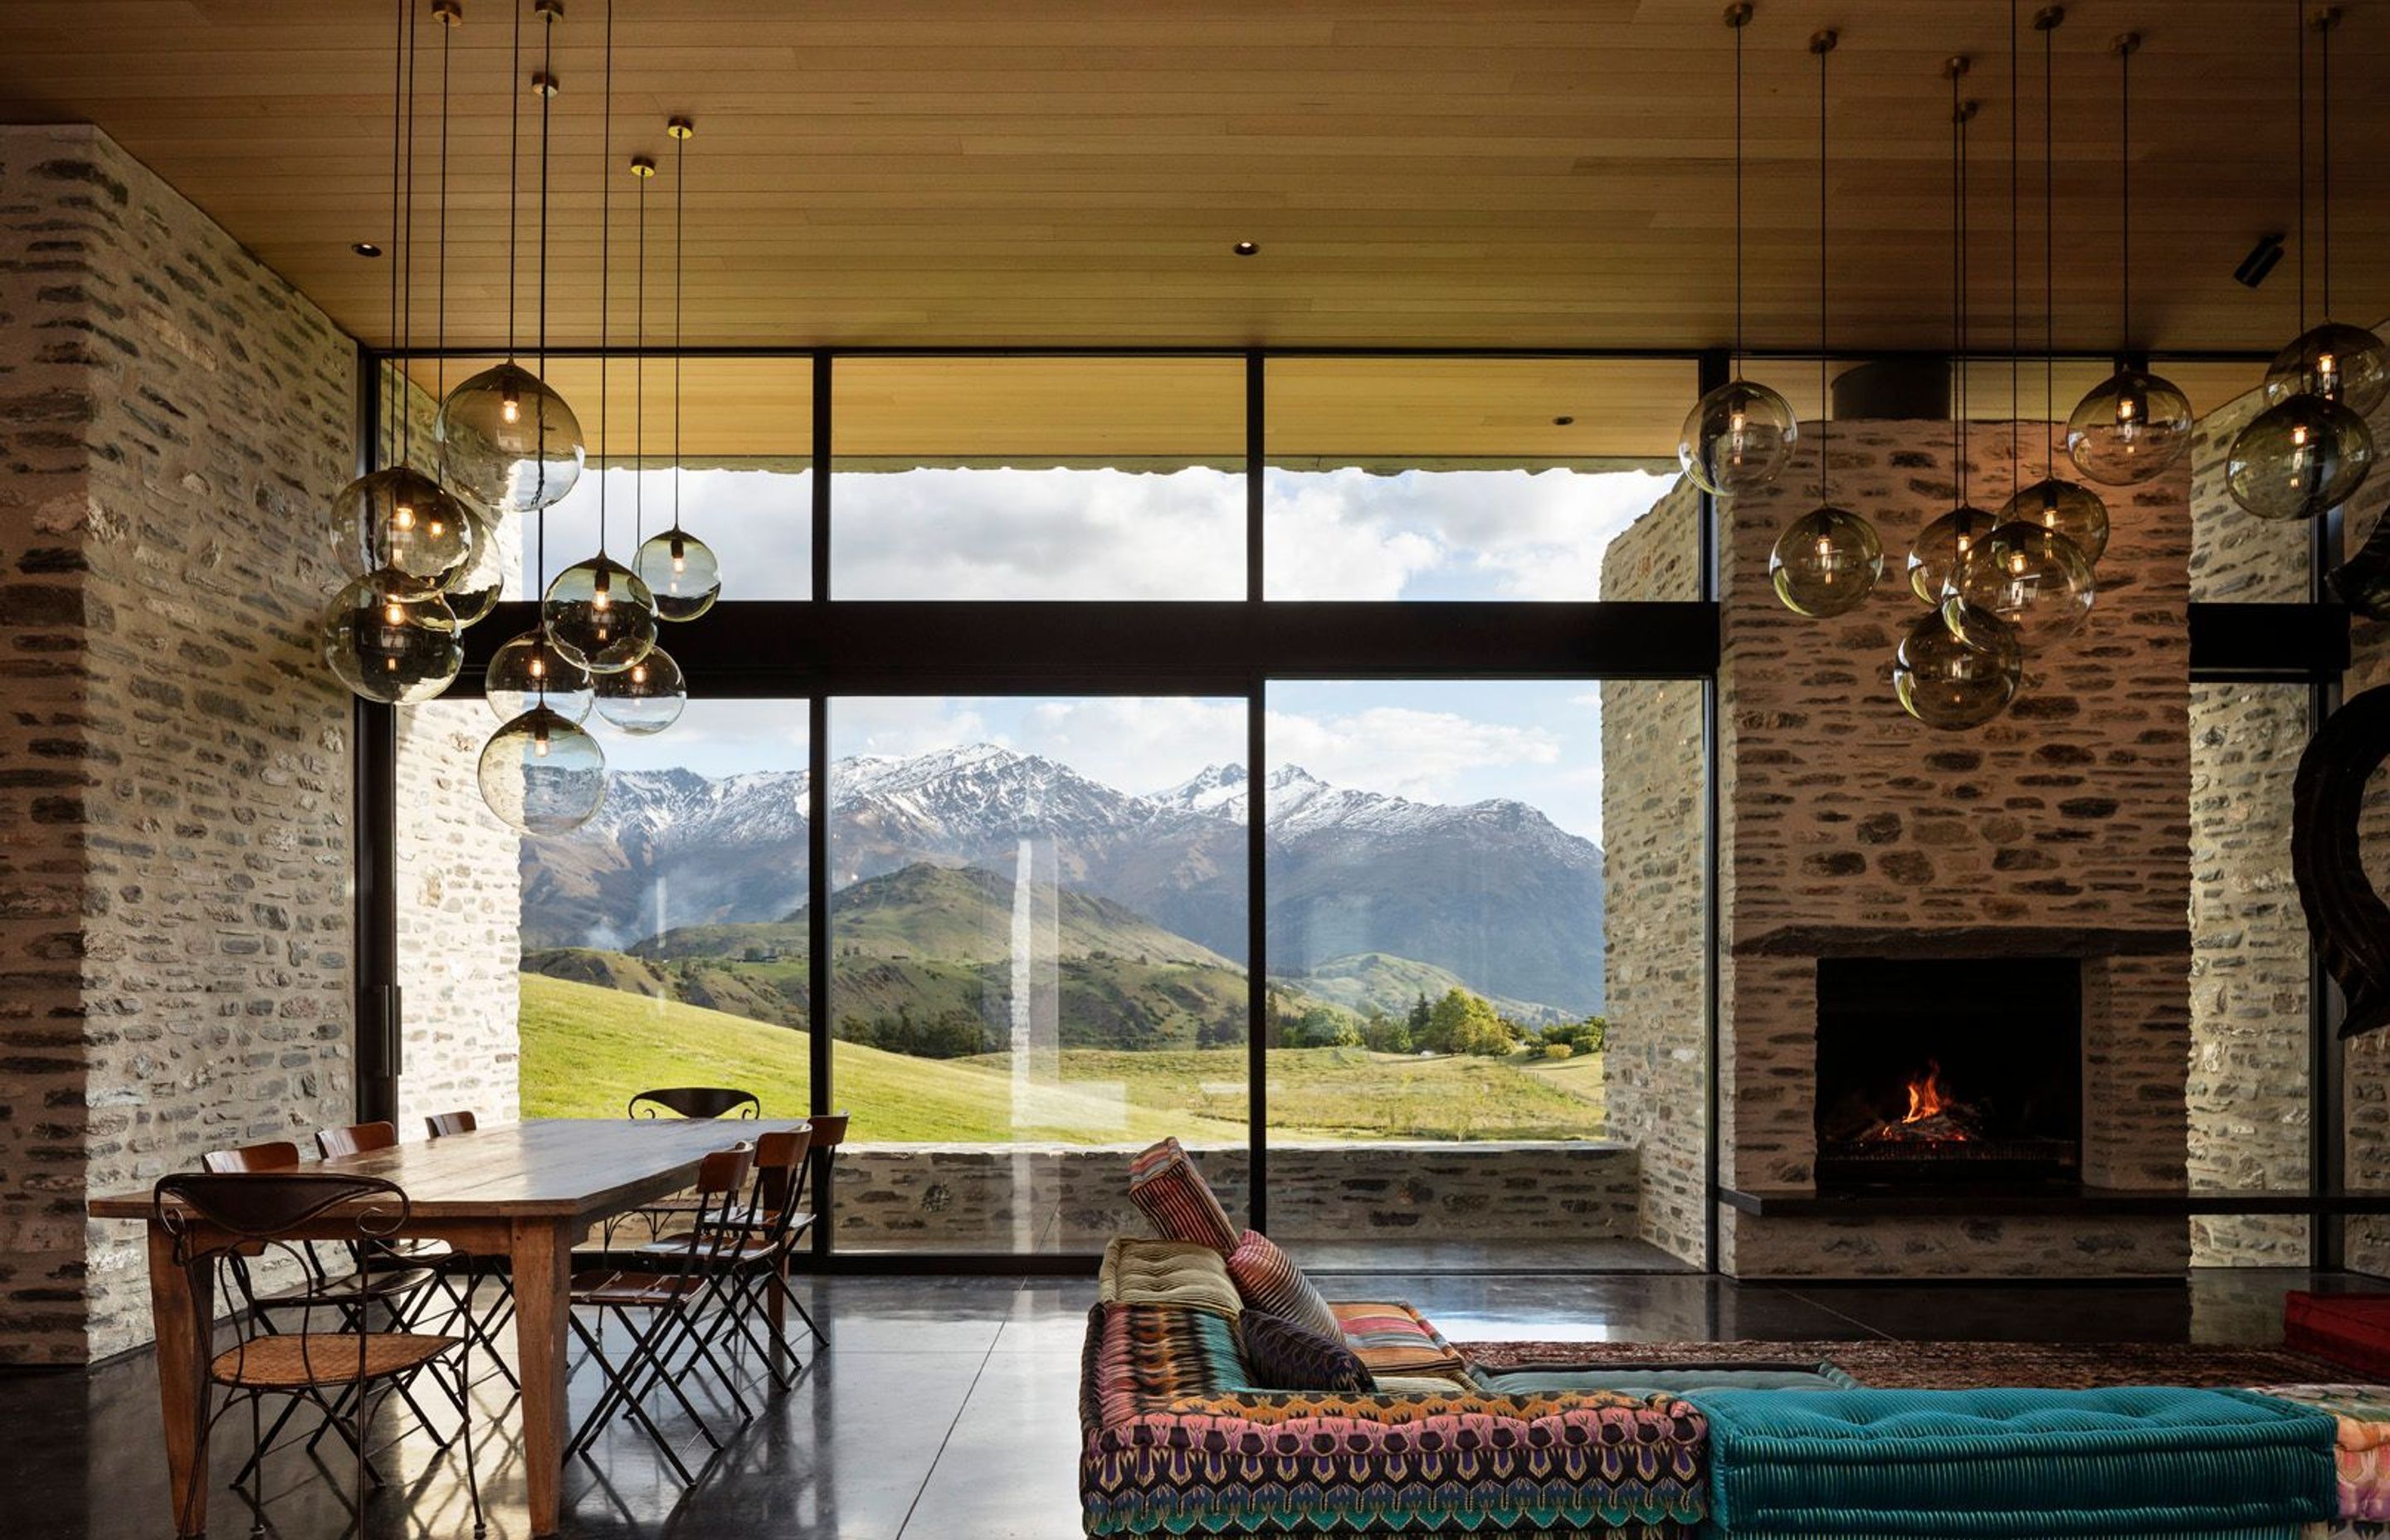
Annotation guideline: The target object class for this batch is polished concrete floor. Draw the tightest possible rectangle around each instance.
[4,1266,2385,1540]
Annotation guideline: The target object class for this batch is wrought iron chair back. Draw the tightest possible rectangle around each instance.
[627,1085,762,1120]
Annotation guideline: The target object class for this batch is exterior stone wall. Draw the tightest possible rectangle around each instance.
[0,125,358,1362]
[828,1141,1641,1249]
[1710,420,2194,1277]
[1597,475,1709,1266]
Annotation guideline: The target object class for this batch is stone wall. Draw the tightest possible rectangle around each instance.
[2339,409,2390,1276]
[827,1141,1641,1250]
[0,125,358,1362]
[1597,475,1709,1266]
[1710,419,2194,1277]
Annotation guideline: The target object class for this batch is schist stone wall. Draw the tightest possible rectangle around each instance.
[826,1141,1641,1250]
[0,125,358,1362]
[1610,418,2197,1278]
[1597,475,1710,1266]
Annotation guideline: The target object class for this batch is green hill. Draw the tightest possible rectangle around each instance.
[1288,951,1571,1026]
[519,974,1603,1142]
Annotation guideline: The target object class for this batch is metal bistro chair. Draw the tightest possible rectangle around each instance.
[567,1143,757,1484]
[629,1124,812,1389]
[608,1086,763,1246]
[154,1171,484,1538]
[198,1140,456,1484]
[421,1110,522,1393]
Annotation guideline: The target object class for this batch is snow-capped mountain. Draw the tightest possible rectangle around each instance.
[522,744,1606,1011]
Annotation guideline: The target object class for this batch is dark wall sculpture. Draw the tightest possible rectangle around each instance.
[2295,682,2390,1038]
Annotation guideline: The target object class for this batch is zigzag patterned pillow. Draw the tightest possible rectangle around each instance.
[1223,1229,1344,1343]
[1126,1137,1240,1253]
[1235,1309,1374,1393]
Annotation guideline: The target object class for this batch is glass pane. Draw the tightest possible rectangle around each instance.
[1264,357,1688,600]
[832,358,1245,599]
[2187,681,2311,1265]
[1262,680,1648,1265]
[396,356,814,602]
[828,696,1249,1251]
[396,698,814,1125]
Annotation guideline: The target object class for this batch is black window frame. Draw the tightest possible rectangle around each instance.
[354,344,2351,1277]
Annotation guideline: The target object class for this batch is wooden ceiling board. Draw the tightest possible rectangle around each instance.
[29,1,2373,365]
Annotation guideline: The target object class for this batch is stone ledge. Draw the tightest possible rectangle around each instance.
[1733,924,2192,959]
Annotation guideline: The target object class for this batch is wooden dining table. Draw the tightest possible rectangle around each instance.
[87,1116,810,1538]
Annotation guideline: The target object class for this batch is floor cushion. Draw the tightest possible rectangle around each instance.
[1097,1236,1241,1318]
[1235,1309,1373,1393]
[1332,1299,1467,1377]
[1223,1230,1343,1342]
[1126,1137,1240,1253]
[1685,1385,2339,1539]
[2291,1294,2390,1382]
[2258,1384,2390,1522]
[1479,1362,1858,1396]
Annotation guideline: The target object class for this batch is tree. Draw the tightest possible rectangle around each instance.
[1540,1015,1608,1055]
[1407,992,1433,1044]
[1425,988,1513,1056]
[1360,1006,1411,1055]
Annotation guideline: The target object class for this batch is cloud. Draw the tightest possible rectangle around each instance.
[832,697,996,760]
[1264,705,1564,806]
[1022,697,1247,796]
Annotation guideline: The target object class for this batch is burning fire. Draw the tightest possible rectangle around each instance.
[1902,1060,1955,1127]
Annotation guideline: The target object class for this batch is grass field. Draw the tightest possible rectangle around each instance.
[520,974,1606,1143]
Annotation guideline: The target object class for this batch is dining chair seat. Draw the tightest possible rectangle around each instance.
[570,1270,710,1309]
[249,1265,441,1309]
[211,1332,463,1390]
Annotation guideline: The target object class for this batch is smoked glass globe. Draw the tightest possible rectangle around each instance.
[2264,320,2390,417]
[543,553,657,675]
[2066,367,2194,485]
[329,465,475,597]
[1768,505,1884,617]
[434,360,585,514]
[1945,521,2095,650]
[593,646,687,735]
[441,507,505,629]
[1895,602,2022,730]
[1905,505,1996,607]
[1995,475,2112,565]
[633,528,722,621]
[484,627,594,724]
[319,579,461,704]
[1677,378,1798,498]
[476,705,607,836]
[2226,392,2378,523]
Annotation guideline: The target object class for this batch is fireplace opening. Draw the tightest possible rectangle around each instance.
[1812,957,2082,1188]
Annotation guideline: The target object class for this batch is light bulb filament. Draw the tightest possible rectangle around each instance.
[393,502,416,530]
[501,389,521,425]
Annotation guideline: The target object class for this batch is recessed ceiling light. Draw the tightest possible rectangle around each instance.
[352,241,383,257]
[1232,241,1259,256]
[1552,415,1575,426]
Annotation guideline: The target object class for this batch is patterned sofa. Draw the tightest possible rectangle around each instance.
[1078,1297,1708,1538]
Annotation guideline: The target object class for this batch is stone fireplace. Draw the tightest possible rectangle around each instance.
[1604,417,2196,1277]
[1812,957,2082,1190]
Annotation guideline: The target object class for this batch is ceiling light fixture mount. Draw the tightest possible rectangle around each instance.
[1232,240,1259,256]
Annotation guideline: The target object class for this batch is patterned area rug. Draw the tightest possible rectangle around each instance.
[1455,1338,2349,1388]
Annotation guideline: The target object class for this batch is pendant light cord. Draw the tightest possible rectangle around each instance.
[387,0,405,460]
[1734,7,1745,370]
[2116,37,2131,348]
[437,3,451,414]
[596,0,613,558]
[1951,73,1973,509]
[2042,12,2056,478]
[634,159,646,550]
[2008,0,2021,498]
[674,127,685,534]
[508,0,522,360]
[2319,7,2333,318]
[1815,31,1832,504]
[534,4,554,608]
[2295,0,2308,331]
[400,0,416,463]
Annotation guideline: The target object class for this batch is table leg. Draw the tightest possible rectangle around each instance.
[510,1219,573,1538]
[149,1222,212,1538]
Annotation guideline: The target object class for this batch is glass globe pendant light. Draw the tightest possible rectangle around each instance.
[1945,520,2095,650]
[2066,35,2192,486]
[441,507,505,628]
[1677,6,1797,500]
[593,646,686,734]
[1997,475,2110,564]
[485,626,593,723]
[2231,6,2378,523]
[1908,74,1997,609]
[1770,29,1882,619]
[478,704,607,835]
[635,117,722,621]
[332,465,476,597]
[436,1,583,515]
[1895,602,2022,730]
[321,578,463,704]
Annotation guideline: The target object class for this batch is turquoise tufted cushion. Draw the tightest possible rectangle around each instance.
[1685,1386,2339,1539]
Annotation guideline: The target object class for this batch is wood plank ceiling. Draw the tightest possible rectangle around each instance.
[1,1,2379,361]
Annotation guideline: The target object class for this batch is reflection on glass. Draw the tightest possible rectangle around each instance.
[830,696,1249,1250]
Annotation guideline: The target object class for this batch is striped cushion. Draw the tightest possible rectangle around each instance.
[1125,1138,1238,1253]
[1096,1237,1241,1318]
[1235,1309,1373,1393]
[1223,1230,1343,1342]
[1332,1299,1468,1376]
